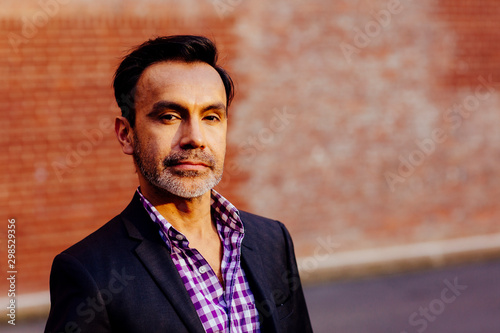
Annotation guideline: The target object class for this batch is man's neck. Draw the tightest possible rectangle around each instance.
[140,183,214,239]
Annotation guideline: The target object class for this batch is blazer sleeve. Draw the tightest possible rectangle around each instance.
[45,253,111,333]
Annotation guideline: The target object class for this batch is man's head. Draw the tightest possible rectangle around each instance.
[113,36,232,199]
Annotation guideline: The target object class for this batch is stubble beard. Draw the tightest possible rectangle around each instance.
[132,134,224,199]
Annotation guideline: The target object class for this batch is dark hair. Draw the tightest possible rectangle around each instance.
[113,35,234,127]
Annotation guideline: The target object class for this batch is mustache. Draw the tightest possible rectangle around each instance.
[163,150,216,168]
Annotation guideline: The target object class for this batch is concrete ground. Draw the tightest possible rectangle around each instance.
[2,259,499,332]
[304,259,500,333]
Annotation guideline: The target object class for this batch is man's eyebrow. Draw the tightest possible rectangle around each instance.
[147,101,227,117]
[203,102,226,113]
[147,101,188,117]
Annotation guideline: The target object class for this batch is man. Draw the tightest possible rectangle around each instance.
[45,35,312,333]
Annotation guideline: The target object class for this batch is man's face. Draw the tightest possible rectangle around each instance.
[131,61,227,199]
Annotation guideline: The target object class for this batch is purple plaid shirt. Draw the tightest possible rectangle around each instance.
[137,188,260,333]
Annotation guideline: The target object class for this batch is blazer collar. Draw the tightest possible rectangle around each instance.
[120,193,206,333]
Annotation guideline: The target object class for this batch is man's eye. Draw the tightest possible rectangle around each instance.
[160,114,178,121]
[204,115,220,122]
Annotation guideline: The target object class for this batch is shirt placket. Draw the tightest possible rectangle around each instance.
[219,225,244,332]
[177,234,229,331]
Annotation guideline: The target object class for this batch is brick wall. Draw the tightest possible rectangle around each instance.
[228,0,500,255]
[1,0,237,294]
[2,0,500,298]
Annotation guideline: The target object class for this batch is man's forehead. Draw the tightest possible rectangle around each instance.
[137,61,224,91]
[133,61,227,112]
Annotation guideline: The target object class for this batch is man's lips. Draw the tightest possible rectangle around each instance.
[170,160,210,170]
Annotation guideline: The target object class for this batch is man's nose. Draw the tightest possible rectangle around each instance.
[179,118,205,149]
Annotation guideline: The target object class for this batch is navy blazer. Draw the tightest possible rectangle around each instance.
[45,193,313,332]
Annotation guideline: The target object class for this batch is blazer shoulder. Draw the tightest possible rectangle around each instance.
[239,210,285,229]
[239,210,287,233]
[61,214,128,261]
[239,210,293,251]
[59,193,152,265]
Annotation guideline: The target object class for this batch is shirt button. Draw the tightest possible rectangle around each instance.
[175,234,184,241]
[199,266,207,274]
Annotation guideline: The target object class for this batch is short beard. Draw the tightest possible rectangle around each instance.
[132,134,223,199]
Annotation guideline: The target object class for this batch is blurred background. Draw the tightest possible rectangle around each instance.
[2,0,500,332]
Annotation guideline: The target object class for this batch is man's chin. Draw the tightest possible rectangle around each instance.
[152,176,219,199]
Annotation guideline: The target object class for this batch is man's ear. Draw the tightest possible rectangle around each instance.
[115,116,134,155]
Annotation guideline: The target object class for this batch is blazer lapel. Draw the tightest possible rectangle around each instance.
[241,222,279,332]
[121,193,206,333]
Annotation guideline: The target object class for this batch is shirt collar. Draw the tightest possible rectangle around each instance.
[136,187,244,249]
